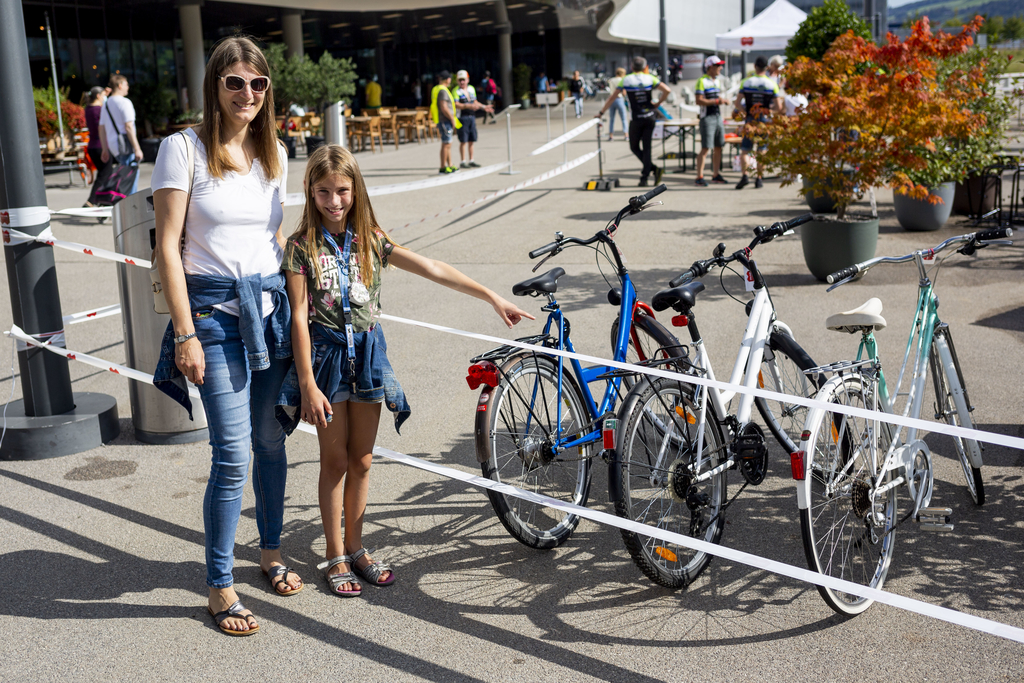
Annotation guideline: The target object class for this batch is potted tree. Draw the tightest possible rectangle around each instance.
[751,17,986,280]
[514,64,532,110]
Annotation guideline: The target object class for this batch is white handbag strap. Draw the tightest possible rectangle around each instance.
[178,129,196,252]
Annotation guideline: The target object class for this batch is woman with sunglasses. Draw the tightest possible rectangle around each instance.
[151,36,300,637]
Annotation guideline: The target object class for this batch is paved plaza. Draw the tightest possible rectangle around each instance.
[2,102,1024,680]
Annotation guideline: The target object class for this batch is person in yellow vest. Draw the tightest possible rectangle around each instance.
[365,75,382,109]
[430,70,461,174]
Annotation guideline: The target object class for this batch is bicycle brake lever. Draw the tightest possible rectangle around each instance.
[825,275,855,293]
[532,250,558,273]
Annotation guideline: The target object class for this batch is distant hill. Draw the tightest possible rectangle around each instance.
[889,0,1023,26]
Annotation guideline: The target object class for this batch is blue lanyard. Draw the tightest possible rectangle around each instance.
[319,224,356,373]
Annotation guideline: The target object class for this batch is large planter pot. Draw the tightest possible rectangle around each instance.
[140,137,162,163]
[893,182,955,231]
[802,171,855,214]
[952,175,997,216]
[800,215,880,282]
[305,135,326,155]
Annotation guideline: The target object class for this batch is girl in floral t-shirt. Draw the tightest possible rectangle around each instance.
[281,145,532,597]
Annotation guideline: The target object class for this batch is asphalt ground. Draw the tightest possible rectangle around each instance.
[2,101,1024,681]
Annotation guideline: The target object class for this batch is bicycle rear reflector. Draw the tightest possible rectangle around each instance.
[466,361,500,390]
[790,450,806,480]
[602,418,617,449]
[654,546,678,562]
[671,315,689,327]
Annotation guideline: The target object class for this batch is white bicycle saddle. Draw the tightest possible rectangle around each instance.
[826,297,887,333]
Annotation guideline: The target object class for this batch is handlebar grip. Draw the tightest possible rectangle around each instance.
[783,213,815,230]
[826,264,860,285]
[640,183,668,205]
[529,242,558,259]
[669,260,707,287]
[976,227,1013,242]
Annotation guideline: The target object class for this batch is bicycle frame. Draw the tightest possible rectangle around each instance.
[688,285,794,459]
[537,270,643,454]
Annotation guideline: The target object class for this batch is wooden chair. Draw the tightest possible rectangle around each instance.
[363,108,379,117]
[404,111,426,144]
[364,117,383,153]
[377,109,400,150]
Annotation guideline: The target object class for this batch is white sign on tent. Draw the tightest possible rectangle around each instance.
[715,0,808,52]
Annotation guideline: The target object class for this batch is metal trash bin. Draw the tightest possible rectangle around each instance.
[113,189,208,444]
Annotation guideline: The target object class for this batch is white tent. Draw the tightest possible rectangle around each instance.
[715,0,807,52]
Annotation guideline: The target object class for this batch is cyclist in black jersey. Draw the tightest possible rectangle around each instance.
[596,56,672,186]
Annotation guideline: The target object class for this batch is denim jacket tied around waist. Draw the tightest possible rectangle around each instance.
[153,272,292,420]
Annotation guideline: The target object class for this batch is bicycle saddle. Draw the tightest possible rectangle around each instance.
[826,297,887,334]
[651,281,706,313]
[512,267,565,297]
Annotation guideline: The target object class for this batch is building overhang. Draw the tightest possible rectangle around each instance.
[595,0,742,53]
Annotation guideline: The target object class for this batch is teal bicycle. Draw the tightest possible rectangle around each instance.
[795,227,1013,616]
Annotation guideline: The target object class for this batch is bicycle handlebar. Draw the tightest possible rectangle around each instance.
[826,227,1015,286]
[527,186,668,262]
[668,213,812,287]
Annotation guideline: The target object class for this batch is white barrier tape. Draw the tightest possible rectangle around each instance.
[2,226,150,269]
[0,206,51,228]
[52,207,113,219]
[529,118,600,156]
[7,320,1024,643]
[369,445,1024,645]
[393,151,600,232]
[2,226,53,246]
[63,304,122,325]
[378,313,1024,453]
[13,328,65,354]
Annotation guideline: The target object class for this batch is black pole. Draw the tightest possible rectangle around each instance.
[659,0,668,84]
[0,0,75,417]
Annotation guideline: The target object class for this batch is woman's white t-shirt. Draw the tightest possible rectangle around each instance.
[150,128,288,317]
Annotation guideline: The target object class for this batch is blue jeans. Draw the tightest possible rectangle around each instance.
[573,93,583,117]
[194,309,291,588]
[608,98,627,137]
[115,152,139,196]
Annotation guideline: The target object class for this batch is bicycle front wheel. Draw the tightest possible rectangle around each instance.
[755,329,820,454]
[799,373,897,616]
[477,354,593,549]
[930,328,984,505]
[611,376,727,589]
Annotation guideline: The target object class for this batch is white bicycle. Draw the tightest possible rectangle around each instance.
[609,214,822,589]
[795,227,1013,616]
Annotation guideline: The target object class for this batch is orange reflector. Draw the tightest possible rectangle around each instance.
[655,546,678,562]
[758,370,764,389]
[790,450,806,480]
[831,422,839,444]
[674,405,696,424]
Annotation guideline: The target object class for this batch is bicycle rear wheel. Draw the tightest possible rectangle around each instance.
[799,373,897,616]
[610,376,727,589]
[930,328,984,505]
[477,354,593,549]
[755,329,820,454]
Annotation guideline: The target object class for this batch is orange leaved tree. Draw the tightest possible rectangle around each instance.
[751,17,988,219]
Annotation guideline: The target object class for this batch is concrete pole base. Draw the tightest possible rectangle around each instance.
[0,392,120,460]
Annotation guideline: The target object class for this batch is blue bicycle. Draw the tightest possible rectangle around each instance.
[466,185,685,549]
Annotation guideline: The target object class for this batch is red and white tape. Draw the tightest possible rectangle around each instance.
[529,118,600,156]
[2,225,150,269]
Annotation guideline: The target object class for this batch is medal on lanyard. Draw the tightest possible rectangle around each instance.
[320,224,357,377]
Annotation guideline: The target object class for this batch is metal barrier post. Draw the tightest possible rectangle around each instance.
[545,102,551,142]
[499,103,521,175]
[597,120,604,178]
[562,99,568,164]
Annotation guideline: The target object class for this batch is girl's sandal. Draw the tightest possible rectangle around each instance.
[317,555,362,597]
[350,547,396,587]
[208,600,260,636]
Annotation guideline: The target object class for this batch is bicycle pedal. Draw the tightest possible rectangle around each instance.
[916,507,953,532]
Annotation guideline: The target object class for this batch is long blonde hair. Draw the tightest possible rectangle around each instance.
[292,144,395,287]
[198,36,281,181]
